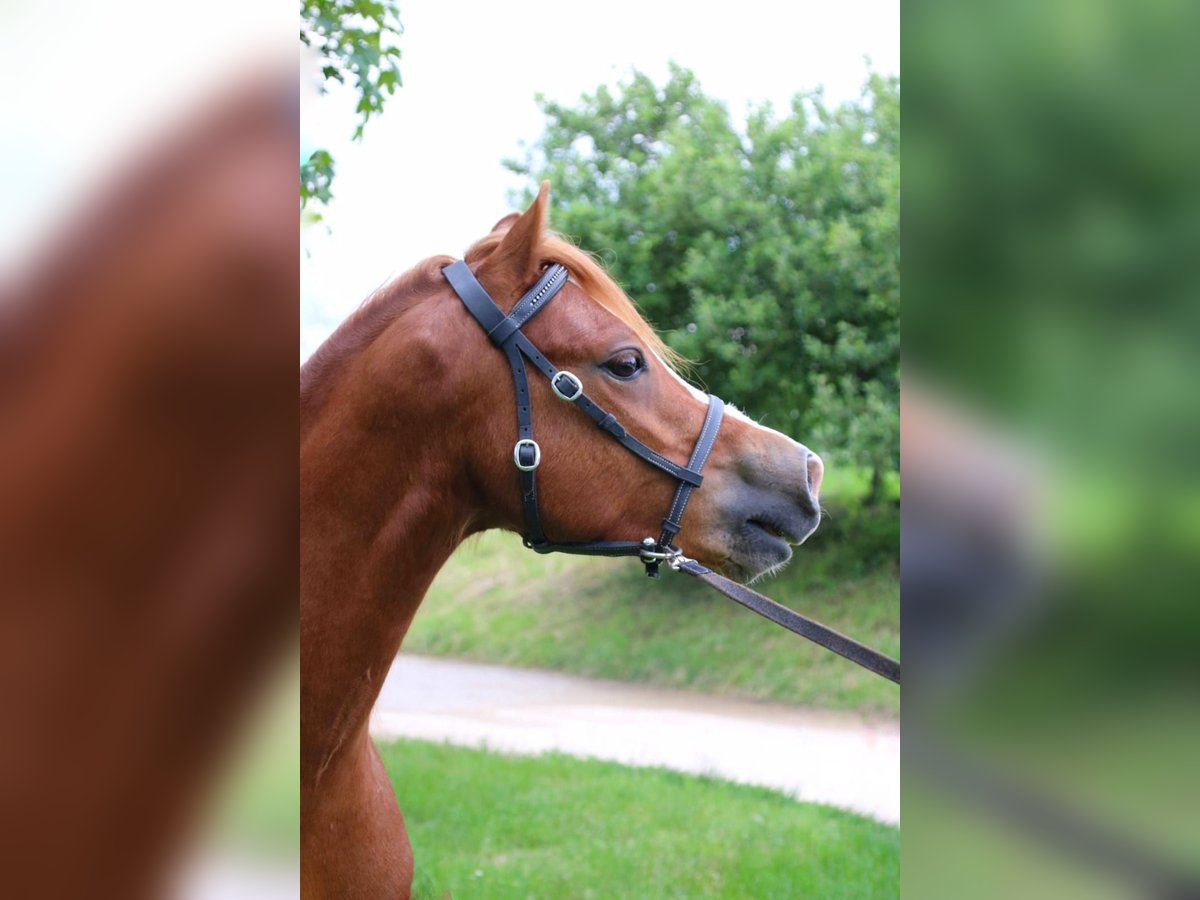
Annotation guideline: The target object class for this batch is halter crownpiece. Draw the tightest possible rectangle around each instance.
[443,259,724,577]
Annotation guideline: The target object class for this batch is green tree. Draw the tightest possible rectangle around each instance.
[300,0,403,210]
[507,66,899,499]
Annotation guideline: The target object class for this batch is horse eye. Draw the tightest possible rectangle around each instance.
[602,350,646,380]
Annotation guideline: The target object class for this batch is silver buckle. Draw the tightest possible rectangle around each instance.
[513,439,541,471]
[551,370,584,401]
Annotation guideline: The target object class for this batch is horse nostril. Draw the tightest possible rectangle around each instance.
[807,452,824,499]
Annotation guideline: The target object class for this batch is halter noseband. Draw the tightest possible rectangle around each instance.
[443,260,725,576]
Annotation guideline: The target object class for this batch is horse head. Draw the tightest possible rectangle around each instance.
[377,183,822,583]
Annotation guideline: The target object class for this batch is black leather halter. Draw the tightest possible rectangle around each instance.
[444,259,724,576]
[443,260,901,684]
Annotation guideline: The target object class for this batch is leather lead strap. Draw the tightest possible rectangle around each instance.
[676,559,902,684]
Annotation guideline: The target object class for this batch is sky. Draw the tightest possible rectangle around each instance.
[300,0,899,360]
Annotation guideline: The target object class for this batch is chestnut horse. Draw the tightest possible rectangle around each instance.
[300,184,824,898]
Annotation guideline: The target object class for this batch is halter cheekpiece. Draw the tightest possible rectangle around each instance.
[443,260,725,577]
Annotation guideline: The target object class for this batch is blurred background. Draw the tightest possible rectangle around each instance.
[903,0,1200,897]
[301,1,900,897]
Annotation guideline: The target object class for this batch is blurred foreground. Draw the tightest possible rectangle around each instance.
[904,2,1200,896]
[0,13,297,899]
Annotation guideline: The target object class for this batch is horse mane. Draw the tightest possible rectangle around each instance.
[300,229,686,411]
[300,256,452,410]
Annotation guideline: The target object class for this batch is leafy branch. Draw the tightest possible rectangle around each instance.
[300,0,403,209]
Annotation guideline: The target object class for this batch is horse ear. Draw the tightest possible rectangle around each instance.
[478,181,550,301]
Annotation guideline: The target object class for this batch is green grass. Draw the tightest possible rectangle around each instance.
[406,497,899,715]
[382,739,899,899]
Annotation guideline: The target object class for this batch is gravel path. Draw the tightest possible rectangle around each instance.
[371,655,899,824]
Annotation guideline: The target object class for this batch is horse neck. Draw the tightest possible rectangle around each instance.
[300,370,478,781]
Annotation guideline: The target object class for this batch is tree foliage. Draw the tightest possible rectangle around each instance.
[507,66,899,492]
[300,0,403,209]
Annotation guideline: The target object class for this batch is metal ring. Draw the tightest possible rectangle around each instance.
[513,439,541,471]
[638,538,676,561]
[639,548,675,561]
[551,370,584,402]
